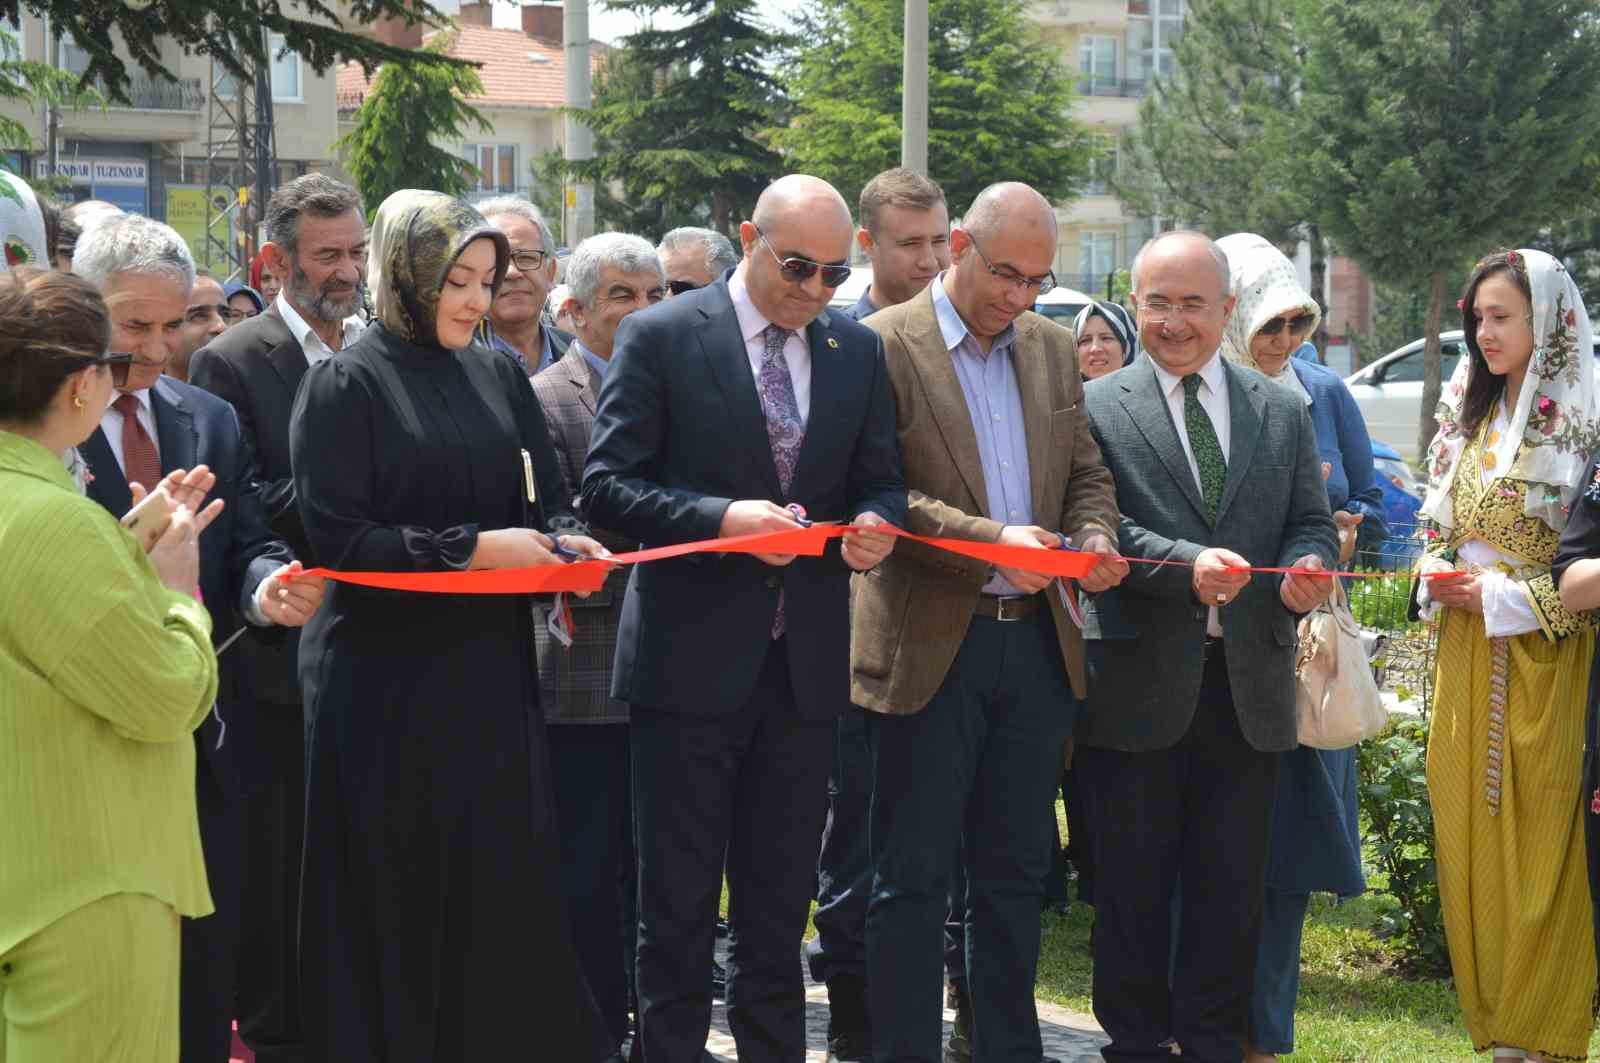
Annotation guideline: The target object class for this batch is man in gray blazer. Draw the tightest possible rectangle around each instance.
[1079,231,1336,1063]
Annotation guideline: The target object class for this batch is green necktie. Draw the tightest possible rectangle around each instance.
[1182,373,1227,522]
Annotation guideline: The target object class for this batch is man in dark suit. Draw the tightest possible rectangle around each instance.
[187,173,364,1063]
[582,174,906,1063]
[72,213,325,1063]
[477,195,573,373]
[1079,230,1336,1063]
[851,183,1124,1063]
[531,231,664,1055]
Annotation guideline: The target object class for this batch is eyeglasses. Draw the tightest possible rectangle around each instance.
[667,279,703,296]
[1137,299,1215,321]
[753,225,852,288]
[64,352,135,388]
[1258,312,1316,338]
[509,248,550,273]
[968,238,1056,297]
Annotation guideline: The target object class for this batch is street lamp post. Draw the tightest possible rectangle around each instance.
[901,0,929,174]
[564,0,595,246]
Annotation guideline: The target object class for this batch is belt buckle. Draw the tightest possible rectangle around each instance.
[996,596,1022,622]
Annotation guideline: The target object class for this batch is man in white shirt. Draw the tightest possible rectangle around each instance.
[1078,230,1336,1063]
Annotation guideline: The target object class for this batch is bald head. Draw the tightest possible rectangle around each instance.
[751,174,853,234]
[1131,230,1230,297]
[961,182,1058,244]
[739,174,854,331]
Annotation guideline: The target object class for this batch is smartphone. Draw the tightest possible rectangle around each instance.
[120,487,173,552]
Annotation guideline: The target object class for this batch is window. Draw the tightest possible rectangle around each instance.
[216,33,302,102]
[1381,342,1464,385]
[61,38,91,77]
[1127,0,1184,86]
[1077,35,1117,94]
[463,144,518,194]
[1085,141,1117,195]
[1080,231,1118,281]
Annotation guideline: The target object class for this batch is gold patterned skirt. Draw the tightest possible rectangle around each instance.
[1428,608,1596,1060]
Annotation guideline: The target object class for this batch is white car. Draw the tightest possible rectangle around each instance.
[1344,332,1468,461]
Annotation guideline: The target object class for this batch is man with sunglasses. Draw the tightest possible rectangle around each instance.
[74,212,325,1063]
[851,181,1125,1063]
[477,195,571,374]
[658,226,740,296]
[583,173,905,1063]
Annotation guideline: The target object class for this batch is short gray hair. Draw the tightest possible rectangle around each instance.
[477,195,557,259]
[1130,230,1230,295]
[566,233,663,308]
[72,213,196,294]
[264,173,363,255]
[658,226,738,276]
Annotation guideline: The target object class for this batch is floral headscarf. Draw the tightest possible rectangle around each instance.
[1216,232,1321,378]
[0,172,48,273]
[1421,248,1599,533]
[367,189,510,349]
[1072,300,1139,367]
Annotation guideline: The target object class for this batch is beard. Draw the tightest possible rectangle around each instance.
[288,262,364,322]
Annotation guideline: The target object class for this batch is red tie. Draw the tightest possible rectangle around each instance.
[113,393,162,492]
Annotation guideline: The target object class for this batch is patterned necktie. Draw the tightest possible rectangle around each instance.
[1181,374,1226,522]
[757,324,805,638]
[113,392,162,493]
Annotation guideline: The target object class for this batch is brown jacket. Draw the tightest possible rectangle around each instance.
[850,287,1119,713]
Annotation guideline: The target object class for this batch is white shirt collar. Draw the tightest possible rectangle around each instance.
[728,263,778,345]
[1151,349,1227,400]
[112,386,154,416]
[275,293,363,355]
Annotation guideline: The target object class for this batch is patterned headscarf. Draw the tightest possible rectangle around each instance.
[366,189,509,349]
[1071,300,1138,367]
[1421,248,1599,533]
[0,172,48,273]
[1216,232,1320,377]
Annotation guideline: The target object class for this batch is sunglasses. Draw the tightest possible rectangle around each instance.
[1258,312,1316,338]
[753,225,852,288]
[667,279,703,296]
[65,352,136,388]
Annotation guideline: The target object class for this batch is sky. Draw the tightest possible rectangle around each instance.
[487,0,808,45]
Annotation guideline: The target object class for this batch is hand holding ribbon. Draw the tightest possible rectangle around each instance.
[1193,547,1251,606]
[1075,532,1128,594]
[1279,554,1333,613]
[720,500,804,566]
[841,511,896,571]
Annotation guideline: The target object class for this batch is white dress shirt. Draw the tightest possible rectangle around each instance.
[1150,351,1231,636]
[98,387,158,477]
[275,293,365,367]
[728,264,811,425]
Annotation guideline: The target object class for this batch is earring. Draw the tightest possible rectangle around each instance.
[72,393,85,409]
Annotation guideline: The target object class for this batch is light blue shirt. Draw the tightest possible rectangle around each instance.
[574,339,610,382]
[930,274,1032,596]
[485,323,555,374]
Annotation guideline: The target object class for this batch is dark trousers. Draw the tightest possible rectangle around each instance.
[866,610,1074,1063]
[631,642,832,1063]
[233,700,307,1063]
[179,736,240,1063]
[807,705,873,987]
[550,722,634,1048]
[1062,759,1095,905]
[1076,649,1282,1063]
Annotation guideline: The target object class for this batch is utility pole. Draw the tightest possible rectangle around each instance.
[563,0,594,246]
[901,0,928,174]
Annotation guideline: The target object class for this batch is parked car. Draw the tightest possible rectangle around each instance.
[826,266,1097,324]
[1344,332,1467,461]
[1369,440,1425,569]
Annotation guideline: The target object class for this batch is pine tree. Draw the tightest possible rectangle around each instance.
[570,0,788,235]
[774,0,1090,213]
[335,37,490,216]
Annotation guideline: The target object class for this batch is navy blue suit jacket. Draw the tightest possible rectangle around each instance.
[581,275,906,718]
[80,376,292,789]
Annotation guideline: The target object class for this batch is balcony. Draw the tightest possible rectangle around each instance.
[1076,76,1149,99]
[73,74,206,112]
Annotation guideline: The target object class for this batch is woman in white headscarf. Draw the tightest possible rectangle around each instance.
[1216,233,1377,1062]
[1419,248,1600,1062]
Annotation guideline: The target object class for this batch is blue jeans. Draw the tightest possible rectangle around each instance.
[1249,889,1311,1054]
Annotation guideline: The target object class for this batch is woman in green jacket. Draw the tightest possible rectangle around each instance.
[0,267,222,1062]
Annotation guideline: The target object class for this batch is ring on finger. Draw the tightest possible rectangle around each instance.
[1215,592,1226,604]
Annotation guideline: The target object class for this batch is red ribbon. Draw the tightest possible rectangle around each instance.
[303,524,1421,595]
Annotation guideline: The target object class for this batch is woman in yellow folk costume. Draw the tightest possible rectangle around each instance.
[1419,247,1600,1062]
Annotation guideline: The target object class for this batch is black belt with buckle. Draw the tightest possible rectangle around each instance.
[974,594,1042,622]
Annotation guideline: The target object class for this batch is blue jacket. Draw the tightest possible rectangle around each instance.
[1291,359,1386,539]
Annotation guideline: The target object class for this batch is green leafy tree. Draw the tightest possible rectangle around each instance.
[3,0,461,107]
[0,25,100,153]
[335,37,490,215]
[1292,0,1600,458]
[567,0,787,235]
[774,0,1089,213]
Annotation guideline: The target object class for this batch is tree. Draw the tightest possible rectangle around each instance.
[4,0,460,107]
[774,0,1090,213]
[1292,0,1600,458]
[568,0,788,235]
[0,25,99,152]
[335,37,490,215]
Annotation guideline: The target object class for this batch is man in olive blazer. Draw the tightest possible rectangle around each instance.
[1078,230,1336,1063]
[850,183,1124,1063]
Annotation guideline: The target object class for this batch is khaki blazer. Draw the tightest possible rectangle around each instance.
[850,286,1120,713]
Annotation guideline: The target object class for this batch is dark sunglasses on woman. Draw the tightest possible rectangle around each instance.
[65,352,135,389]
[1258,312,1317,338]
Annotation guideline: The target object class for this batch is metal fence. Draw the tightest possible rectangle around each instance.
[1346,520,1438,716]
